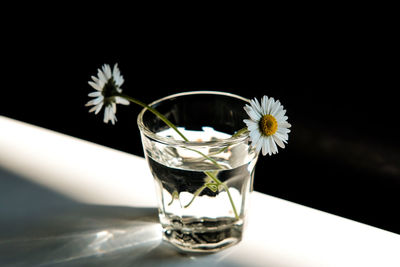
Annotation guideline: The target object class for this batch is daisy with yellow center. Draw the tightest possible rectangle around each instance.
[243,96,291,156]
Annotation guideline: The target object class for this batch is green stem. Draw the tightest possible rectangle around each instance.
[232,127,249,138]
[118,93,188,142]
[185,147,223,169]
[212,127,249,155]
[119,93,239,220]
[120,93,226,169]
[204,171,239,219]
[184,184,208,208]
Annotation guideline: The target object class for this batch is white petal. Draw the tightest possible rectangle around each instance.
[279,122,291,129]
[272,104,283,117]
[266,97,273,114]
[88,81,101,91]
[109,109,117,125]
[114,76,121,85]
[88,91,101,97]
[244,105,262,121]
[113,63,120,76]
[257,136,269,156]
[88,105,98,113]
[254,136,264,154]
[116,96,130,105]
[273,134,285,149]
[262,138,268,156]
[104,105,116,124]
[271,101,281,116]
[274,131,288,142]
[244,104,252,115]
[274,108,287,121]
[102,64,112,79]
[98,69,107,84]
[103,106,110,123]
[91,76,99,83]
[94,102,103,114]
[117,75,124,86]
[245,120,259,132]
[249,129,261,143]
[269,136,278,154]
[91,96,104,105]
[277,127,290,135]
[266,137,273,156]
[243,118,253,125]
[112,64,122,84]
[244,118,257,127]
[261,96,269,114]
[85,96,104,106]
[109,114,115,124]
[250,98,263,115]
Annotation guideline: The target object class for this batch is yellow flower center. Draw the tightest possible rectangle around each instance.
[259,114,278,136]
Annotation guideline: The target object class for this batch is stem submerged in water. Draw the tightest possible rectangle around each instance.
[204,171,239,219]
[119,93,240,220]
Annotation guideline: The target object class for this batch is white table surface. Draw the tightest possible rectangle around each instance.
[0,115,399,267]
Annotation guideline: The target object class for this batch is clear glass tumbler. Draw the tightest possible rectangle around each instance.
[137,91,258,252]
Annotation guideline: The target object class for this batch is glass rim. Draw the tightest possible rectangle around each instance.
[137,91,250,147]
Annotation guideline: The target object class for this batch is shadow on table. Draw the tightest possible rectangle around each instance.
[0,168,240,267]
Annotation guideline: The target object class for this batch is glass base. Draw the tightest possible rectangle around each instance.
[161,216,243,253]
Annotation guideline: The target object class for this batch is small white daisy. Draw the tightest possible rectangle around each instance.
[243,96,291,156]
[86,63,130,124]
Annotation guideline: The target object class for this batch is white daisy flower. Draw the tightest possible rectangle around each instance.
[86,63,130,124]
[243,96,291,156]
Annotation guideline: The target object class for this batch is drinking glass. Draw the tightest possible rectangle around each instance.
[137,91,258,252]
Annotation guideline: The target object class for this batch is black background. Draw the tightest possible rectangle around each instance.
[1,10,399,234]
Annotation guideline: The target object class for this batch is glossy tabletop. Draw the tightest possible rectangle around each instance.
[1,116,399,266]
